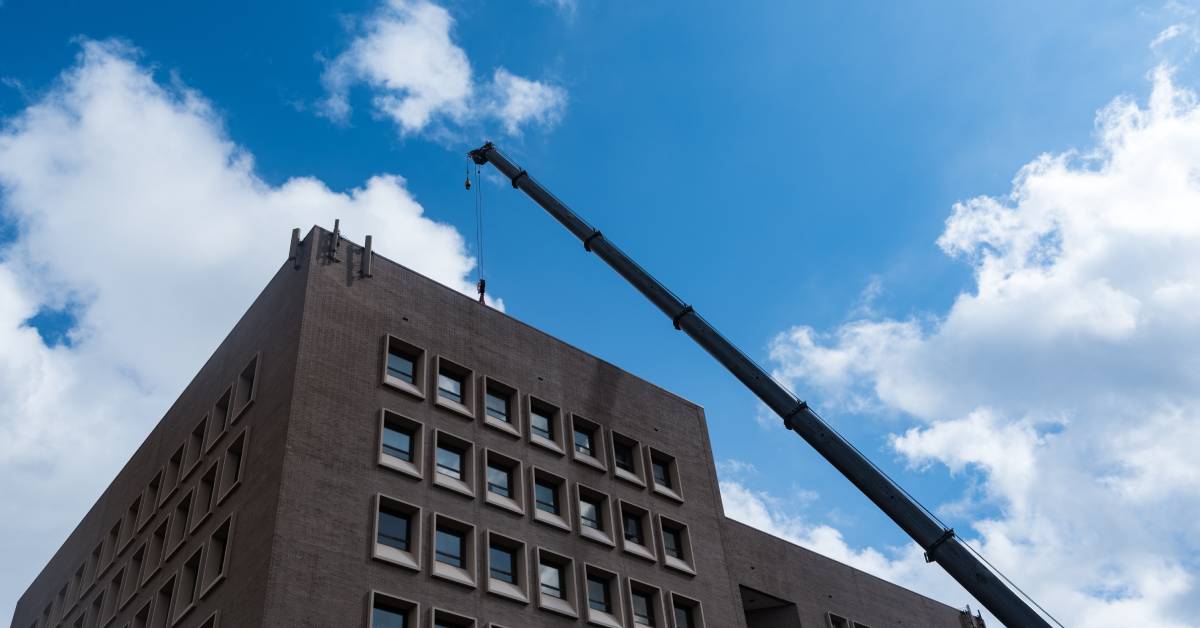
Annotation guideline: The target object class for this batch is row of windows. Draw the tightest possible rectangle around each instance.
[33,354,257,628]
[377,412,696,574]
[369,502,706,628]
[383,336,685,503]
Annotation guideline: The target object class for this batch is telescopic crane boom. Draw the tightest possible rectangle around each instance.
[469,141,1054,628]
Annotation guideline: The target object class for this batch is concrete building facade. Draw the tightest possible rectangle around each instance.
[11,227,985,628]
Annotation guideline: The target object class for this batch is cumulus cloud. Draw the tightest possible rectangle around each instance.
[0,39,488,619]
[320,0,567,137]
[765,63,1200,626]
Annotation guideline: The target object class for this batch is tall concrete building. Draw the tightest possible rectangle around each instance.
[11,227,986,628]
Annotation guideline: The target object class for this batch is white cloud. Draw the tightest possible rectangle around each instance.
[766,63,1200,626]
[320,0,566,137]
[0,39,489,620]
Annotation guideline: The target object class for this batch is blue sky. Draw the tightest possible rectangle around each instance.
[3,1,1199,625]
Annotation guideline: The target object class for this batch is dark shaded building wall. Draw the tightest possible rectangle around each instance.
[723,519,967,628]
[260,228,745,627]
[10,239,313,628]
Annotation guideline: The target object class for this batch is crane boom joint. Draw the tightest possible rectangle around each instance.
[924,528,957,563]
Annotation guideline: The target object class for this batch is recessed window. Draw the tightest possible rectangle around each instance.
[161,445,184,507]
[120,493,142,551]
[232,353,259,421]
[619,501,656,562]
[570,414,606,471]
[373,495,420,572]
[100,567,124,625]
[382,335,426,399]
[482,377,519,437]
[182,415,207,479]
[165,490,194,559]
[649,448,684,501]
[370,592,417,628]
[131,600,150,628]
[576,484,615,547]
[610,431,646,486]
[659,516,696,574]
[431,608,476,628]
[527,396,564,454]
[584,565,623,628]
[530,468,570,531]
[379,411,422,479]
[139,471,161,530]
[671,594,704,628]
[174,547,203,623]
[483,450,524,515]
[141,519,168,586]
[191,460,219,532]
[217,429,247,504]
[200,516,232,597]
[207,386,232,451]
[629,580,664,628]
[432,431,474,497]
[485,532,528,604]
[123,545,144,605]
[536,548,577,618]
[852,622,872,628]
[100,520,119,572]
[149,576,175,628]
[827,614,849,628]
[431,514,476,588]
[433,356,474,418]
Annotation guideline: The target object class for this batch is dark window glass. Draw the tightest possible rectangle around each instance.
[435,445,463,481]
[624,512,644,544]
[382,423,413,462]
[372,604,408,628]
[435,529,464,568]
[614,442,636,472]
[539,562,563,599]
[437,372,464,404]
[386,352,415,385]
[486,464,512,498]
[652,460,672,488]
[485,390,509,422]
[587,576,611,612]
[828,616,849,628]
[580,498,602,530]
[663,526,683,559]
[674,604,694,628]
[531,410,553,439]
[573,427,594,456]
[534,480,559,514]
[489,545,516,584]
[632,591,654,625]
[377,510,410,551]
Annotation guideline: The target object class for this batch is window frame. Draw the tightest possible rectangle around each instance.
[526,395,565,455]
[199,514,234,599]
[372,494,422,572]
[430,607,478,628]
[609,431,647,487]
[647,447,684,502]
[481,376,521,438]
[368,590,419,628]
[529,467,571,532]
[231,352,259,423]
[657,515,697,575]
[482,449,525,515]
[627,578,666,628]
[669,593,705,628]
[569,414,607,472]
[432,430,476,498]
[205,385,233,454]
[216,428,248,506]
[534,547,578,619]
[618,500,657,562]
[430,513,477,588]
[484,530,529,604]
[378,410,424,480]
[575,483,616,547]
[382,334,427,400]
[583,563,624,628]
[432,356,475,419]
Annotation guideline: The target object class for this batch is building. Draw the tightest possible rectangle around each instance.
[10,226,985,628]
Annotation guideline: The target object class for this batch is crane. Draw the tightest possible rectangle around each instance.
[468,141,1055,628]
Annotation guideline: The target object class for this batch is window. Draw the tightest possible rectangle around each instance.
[580,497,602,530]
[535,480,558,513]
[431,608,475,628]
[659,516,695,573]
[124,544,145,605]
[149,575,175,628]
[481,450,523,514]
[649,448,683,501]
[827,614,849,628]
[610,431,646,486]
[587,576,611,612]
[432,431,474,497]
[570,414,606,471]
[482,377,519,436]
[628,580,662,628]
[182,416,207,478]
[486,463,512,498]
[140,471,161,530]
[232,353,258,421]
[100,568,123,625]
[382,335,425,399]
[120,494,142,551]
[217,429,247,503]
[100,521,119,572]
[198,612,219,628]
[379,412,422,479]
[207,386,232,451]
[527,396,564,453]
[576,484,616,547]
[483,532,526,603]
[166,490,193,559]
[584,565,623,628]
[433,356,474,418]
[201,516,233,596]
[431,514,476,587]
[671,595,703,628]
[130,600,150,628]
[373,496,420,571]
[619,502,656,561]
[161,445,184,506]
[191,461,219,532]
[142,519,167,586]
[370,592,417,628]
[536,548,577,617]
[174,547,203,623]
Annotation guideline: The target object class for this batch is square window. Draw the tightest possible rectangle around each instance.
[535,548,577,618]
[370,592,417,628]
[624,513,644,544]
[584,565,623,628]
[570,414,606,471]
[658,515,696,574]
[373,496,421,572]
[484,530,528,604]
[648,448,684,502]
[619,501,656,562]
[610,431,646,486]
[671,594,704,628]
[580,498,601,530]
[433,356,475,418]
[232,353,259,422]
[628,580,664,628]
[382,335,426,399]
[587,577,611,613]
[432,431,474,498]
[527,396,564,454]
[487,465,511,498]
[482,450,524,515]
[576,484,615,547]
[431,514,476,588]
[379,411,422,479]
[539,563,563,598]
[827,614,849,628]
[529,467,570,531]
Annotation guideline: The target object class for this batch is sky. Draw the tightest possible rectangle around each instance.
[2,1,1199,625]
